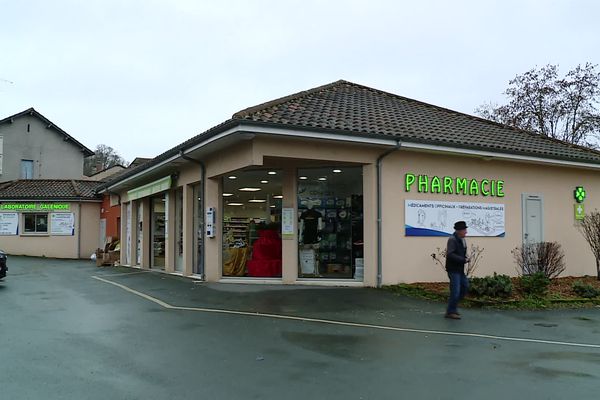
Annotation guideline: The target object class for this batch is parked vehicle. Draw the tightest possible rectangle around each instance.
[0,250,7,280]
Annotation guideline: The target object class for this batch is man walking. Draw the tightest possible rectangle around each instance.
[445,221,470,319]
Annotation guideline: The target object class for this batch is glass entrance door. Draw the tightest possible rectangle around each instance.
[136,202,142,265]
[222,169,283,278]
[151,194,166,269]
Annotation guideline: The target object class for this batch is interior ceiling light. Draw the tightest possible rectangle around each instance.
[228,176,237,180]
[273,195,283,199]
[333,169,342,173]
[260,180,268,184]
[318,177,327,181]
[222,193,234,197]
[227,203,243,206]
[268,171,277,175]
[238,187,261,192]
[270,205,276,208]
[248,199,267,203]
[299,176,308,180]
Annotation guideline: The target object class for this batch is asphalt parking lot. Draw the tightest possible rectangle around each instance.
[2,256,600,400]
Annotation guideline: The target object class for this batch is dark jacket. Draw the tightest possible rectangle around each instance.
[445,233,467,273]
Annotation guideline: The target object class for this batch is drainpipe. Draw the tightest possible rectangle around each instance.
[377,140,402,288]
[180,151,206,279]
[77,201,82,259]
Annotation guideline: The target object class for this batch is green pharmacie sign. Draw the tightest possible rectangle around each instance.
[0,203,70,211]
[405,173,505,197]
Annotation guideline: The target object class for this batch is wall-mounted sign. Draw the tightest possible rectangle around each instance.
[574,186,586,203]
[0,212,19,235]
[405,174,505,197]
[127,176,172,201]
[206,207,216,238]
[50,213,75,235]
[405,200,505,237]
[575,203,585,220]
[0,203,70,211]
[282,208,295,239]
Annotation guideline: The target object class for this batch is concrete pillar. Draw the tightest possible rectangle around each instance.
[182,184,194,276]
[119,202,128,265]
[165,190,176,273]
[130,201,138,267]
[363,163,378,287]
[281,166,298,284]
[204,177,221,281]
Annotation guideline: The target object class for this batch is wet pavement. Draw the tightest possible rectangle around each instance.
[2,256,600,399]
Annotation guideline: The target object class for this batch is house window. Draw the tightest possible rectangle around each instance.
[24,213,48,233]
[21,160,34,179]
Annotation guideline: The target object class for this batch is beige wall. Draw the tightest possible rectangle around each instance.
[0,115,86,181]
[0,201,101,259]
[79,202,102,258]
[113,134,600,286]
[381,150,600,284]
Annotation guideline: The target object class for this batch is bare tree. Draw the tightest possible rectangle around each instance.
[84,144,128,176]
[431,244,484,278]
[511,242,566,279]
[476,63,600,147]
[577,211,600,280]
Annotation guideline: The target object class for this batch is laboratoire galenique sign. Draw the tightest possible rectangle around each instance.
[0,203,70,211]
[405,200,505,237]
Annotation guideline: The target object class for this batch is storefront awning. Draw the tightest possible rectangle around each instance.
[127,176,172,201]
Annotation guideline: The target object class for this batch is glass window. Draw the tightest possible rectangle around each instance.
[21,160,33,179]
[222,169,282,278]
[151,195,166,268]
[297,167,363,280]
[24,213,48,233]
[175,188,184,272]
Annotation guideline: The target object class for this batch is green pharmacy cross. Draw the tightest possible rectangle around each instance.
[574,187,586,203]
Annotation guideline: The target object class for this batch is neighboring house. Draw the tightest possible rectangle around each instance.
[0,179,102,258]
[86,165,126,182]
[129,157,152,169]
[0,108,94,182]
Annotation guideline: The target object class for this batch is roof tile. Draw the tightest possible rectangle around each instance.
[234,80,600,163]
[0,180,102,200]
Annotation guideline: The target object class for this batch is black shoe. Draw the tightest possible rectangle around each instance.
[445,313,461,320]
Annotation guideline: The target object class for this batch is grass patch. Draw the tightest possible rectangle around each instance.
[382,276,600,310]
[382,284,446,302]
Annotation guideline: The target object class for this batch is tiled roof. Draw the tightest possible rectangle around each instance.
[233,80,600,164]
[0,180,103,200]
[101,79,600,190]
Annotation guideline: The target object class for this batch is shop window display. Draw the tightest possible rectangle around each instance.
[151,195,166,268]
[298,167,363,280]
[222,170,283,278]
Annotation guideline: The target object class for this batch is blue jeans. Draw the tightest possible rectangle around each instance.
[447,272,469,314]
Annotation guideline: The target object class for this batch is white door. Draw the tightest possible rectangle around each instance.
[522,194,543,244]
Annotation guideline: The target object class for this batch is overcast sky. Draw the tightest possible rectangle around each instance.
[1,0,599,162]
